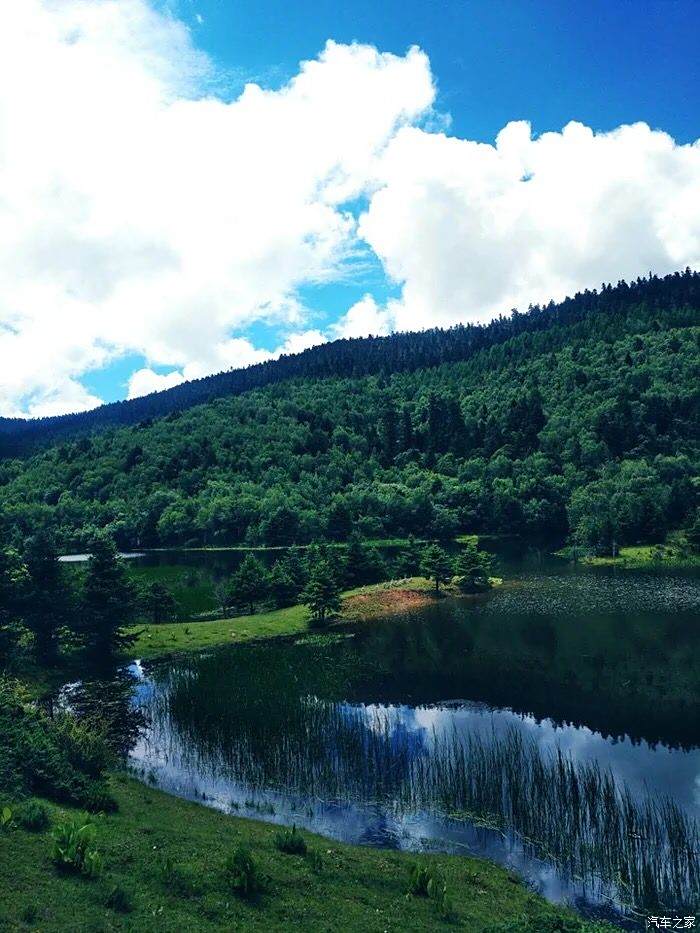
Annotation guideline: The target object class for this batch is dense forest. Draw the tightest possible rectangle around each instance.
[2,269,699,456]
[0,270,699,553]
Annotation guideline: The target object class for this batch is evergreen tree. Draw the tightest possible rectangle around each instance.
[454,540,493,593]
[343,532,386,587]
[0,546,28,660]
[142,580,177,624]
[421,543,453,594]
[24,530,72,662]
[81,534,137,658]
[225,553,269,614]
[302,556,341,627]
[398,534,423,577]
[268,559,300,608]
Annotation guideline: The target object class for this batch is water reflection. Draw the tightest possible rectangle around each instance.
[68,558,700,927]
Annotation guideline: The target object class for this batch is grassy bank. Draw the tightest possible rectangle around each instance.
[130,578,447,660]
[0,776,613,932]
[560,538,700,569]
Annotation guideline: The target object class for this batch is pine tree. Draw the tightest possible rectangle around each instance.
[343,532,386,587]
[81,534,137,658]
[24,530,72,661]
[0,546,28,660]
[302,557,341,628]
[142,580,177,624]
[421,543,453,594]
[225,553,269,614]
[268,559,299,608]
[398,534,423,577]
[454,540,493,593]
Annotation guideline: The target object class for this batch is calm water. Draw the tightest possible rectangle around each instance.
[69,552,700,928]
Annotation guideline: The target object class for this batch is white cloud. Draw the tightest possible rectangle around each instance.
[0,0,433,415]
[330,294,394,339]
[360,120,700,331]
[1,0,699,417]
[127,328,328,398]
[127,368,186,399]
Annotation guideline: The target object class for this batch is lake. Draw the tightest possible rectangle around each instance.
[64,549,700,928]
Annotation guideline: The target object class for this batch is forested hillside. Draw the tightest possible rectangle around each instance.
[2,270,699,455]
[1,271,698,553]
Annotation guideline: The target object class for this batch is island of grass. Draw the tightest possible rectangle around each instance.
[129,575,501,661]
[1,776,614,932]
[556,535,700,570]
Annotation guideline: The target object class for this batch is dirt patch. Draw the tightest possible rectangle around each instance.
[343,587,436,622]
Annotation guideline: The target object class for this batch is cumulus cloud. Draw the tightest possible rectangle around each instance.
[127,328,328,399]
[330,294,394,339]
[360,120,700,331]
[1,0,699,417]
[0,0,433,415]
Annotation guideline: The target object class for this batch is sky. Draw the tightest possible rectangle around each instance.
[0,0,699,417]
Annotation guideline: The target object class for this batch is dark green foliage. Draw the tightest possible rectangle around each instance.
[0,546,28,660]
[141,580,177,624]
[51,818,103,878]
[0,272,698,552]
[454,541,494,593]
[342,532,386,587]
[224,844,264,899]
[273,824,307,855]
[421,543,453,593]
[158,855,203,898]
[105,883,134,913]
[16,799,50,832]
[4,270,697,457]
[303,551,341,627]
[224,553,269,614]
[0,679,115,811]
[23,530,72,662]
[79,534,137,657]
[687,509,700,550]
[407,862,454,920]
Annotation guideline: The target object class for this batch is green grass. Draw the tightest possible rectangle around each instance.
[0,776,613,932]
[130,580,421,660]
[129,576,502,661]
[578,541,700,569]
[131,603,311,660]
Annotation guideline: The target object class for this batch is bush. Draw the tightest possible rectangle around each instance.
[105,884,134,914]
[0,805,14,831]
[224,845,264,899]
[51,818,103,878]
[158,856,203,898]
[273,824,307,856]
[17,799,50,831]
[0,679,114,811]
[407,862,454,921]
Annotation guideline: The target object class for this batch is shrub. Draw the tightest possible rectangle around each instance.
[273,824,307,856]
[17,799,50,831]
[158,856,203,898]
[0,805,14,831]
[0,679,114,811]
[105,884,134,913]
[51,818,103,878]
[224,845,263,899]
[407,862,454,921]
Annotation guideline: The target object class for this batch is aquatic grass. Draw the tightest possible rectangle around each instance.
[145,657,700,915]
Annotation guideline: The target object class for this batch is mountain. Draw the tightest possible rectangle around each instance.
[2,269,699,457]
[0,269,698,552]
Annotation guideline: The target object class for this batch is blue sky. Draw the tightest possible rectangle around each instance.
[182,0,700,145]
[2,0,699,415]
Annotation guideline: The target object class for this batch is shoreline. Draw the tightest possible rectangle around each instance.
[130,576,503,662]
[0,776,613,931]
